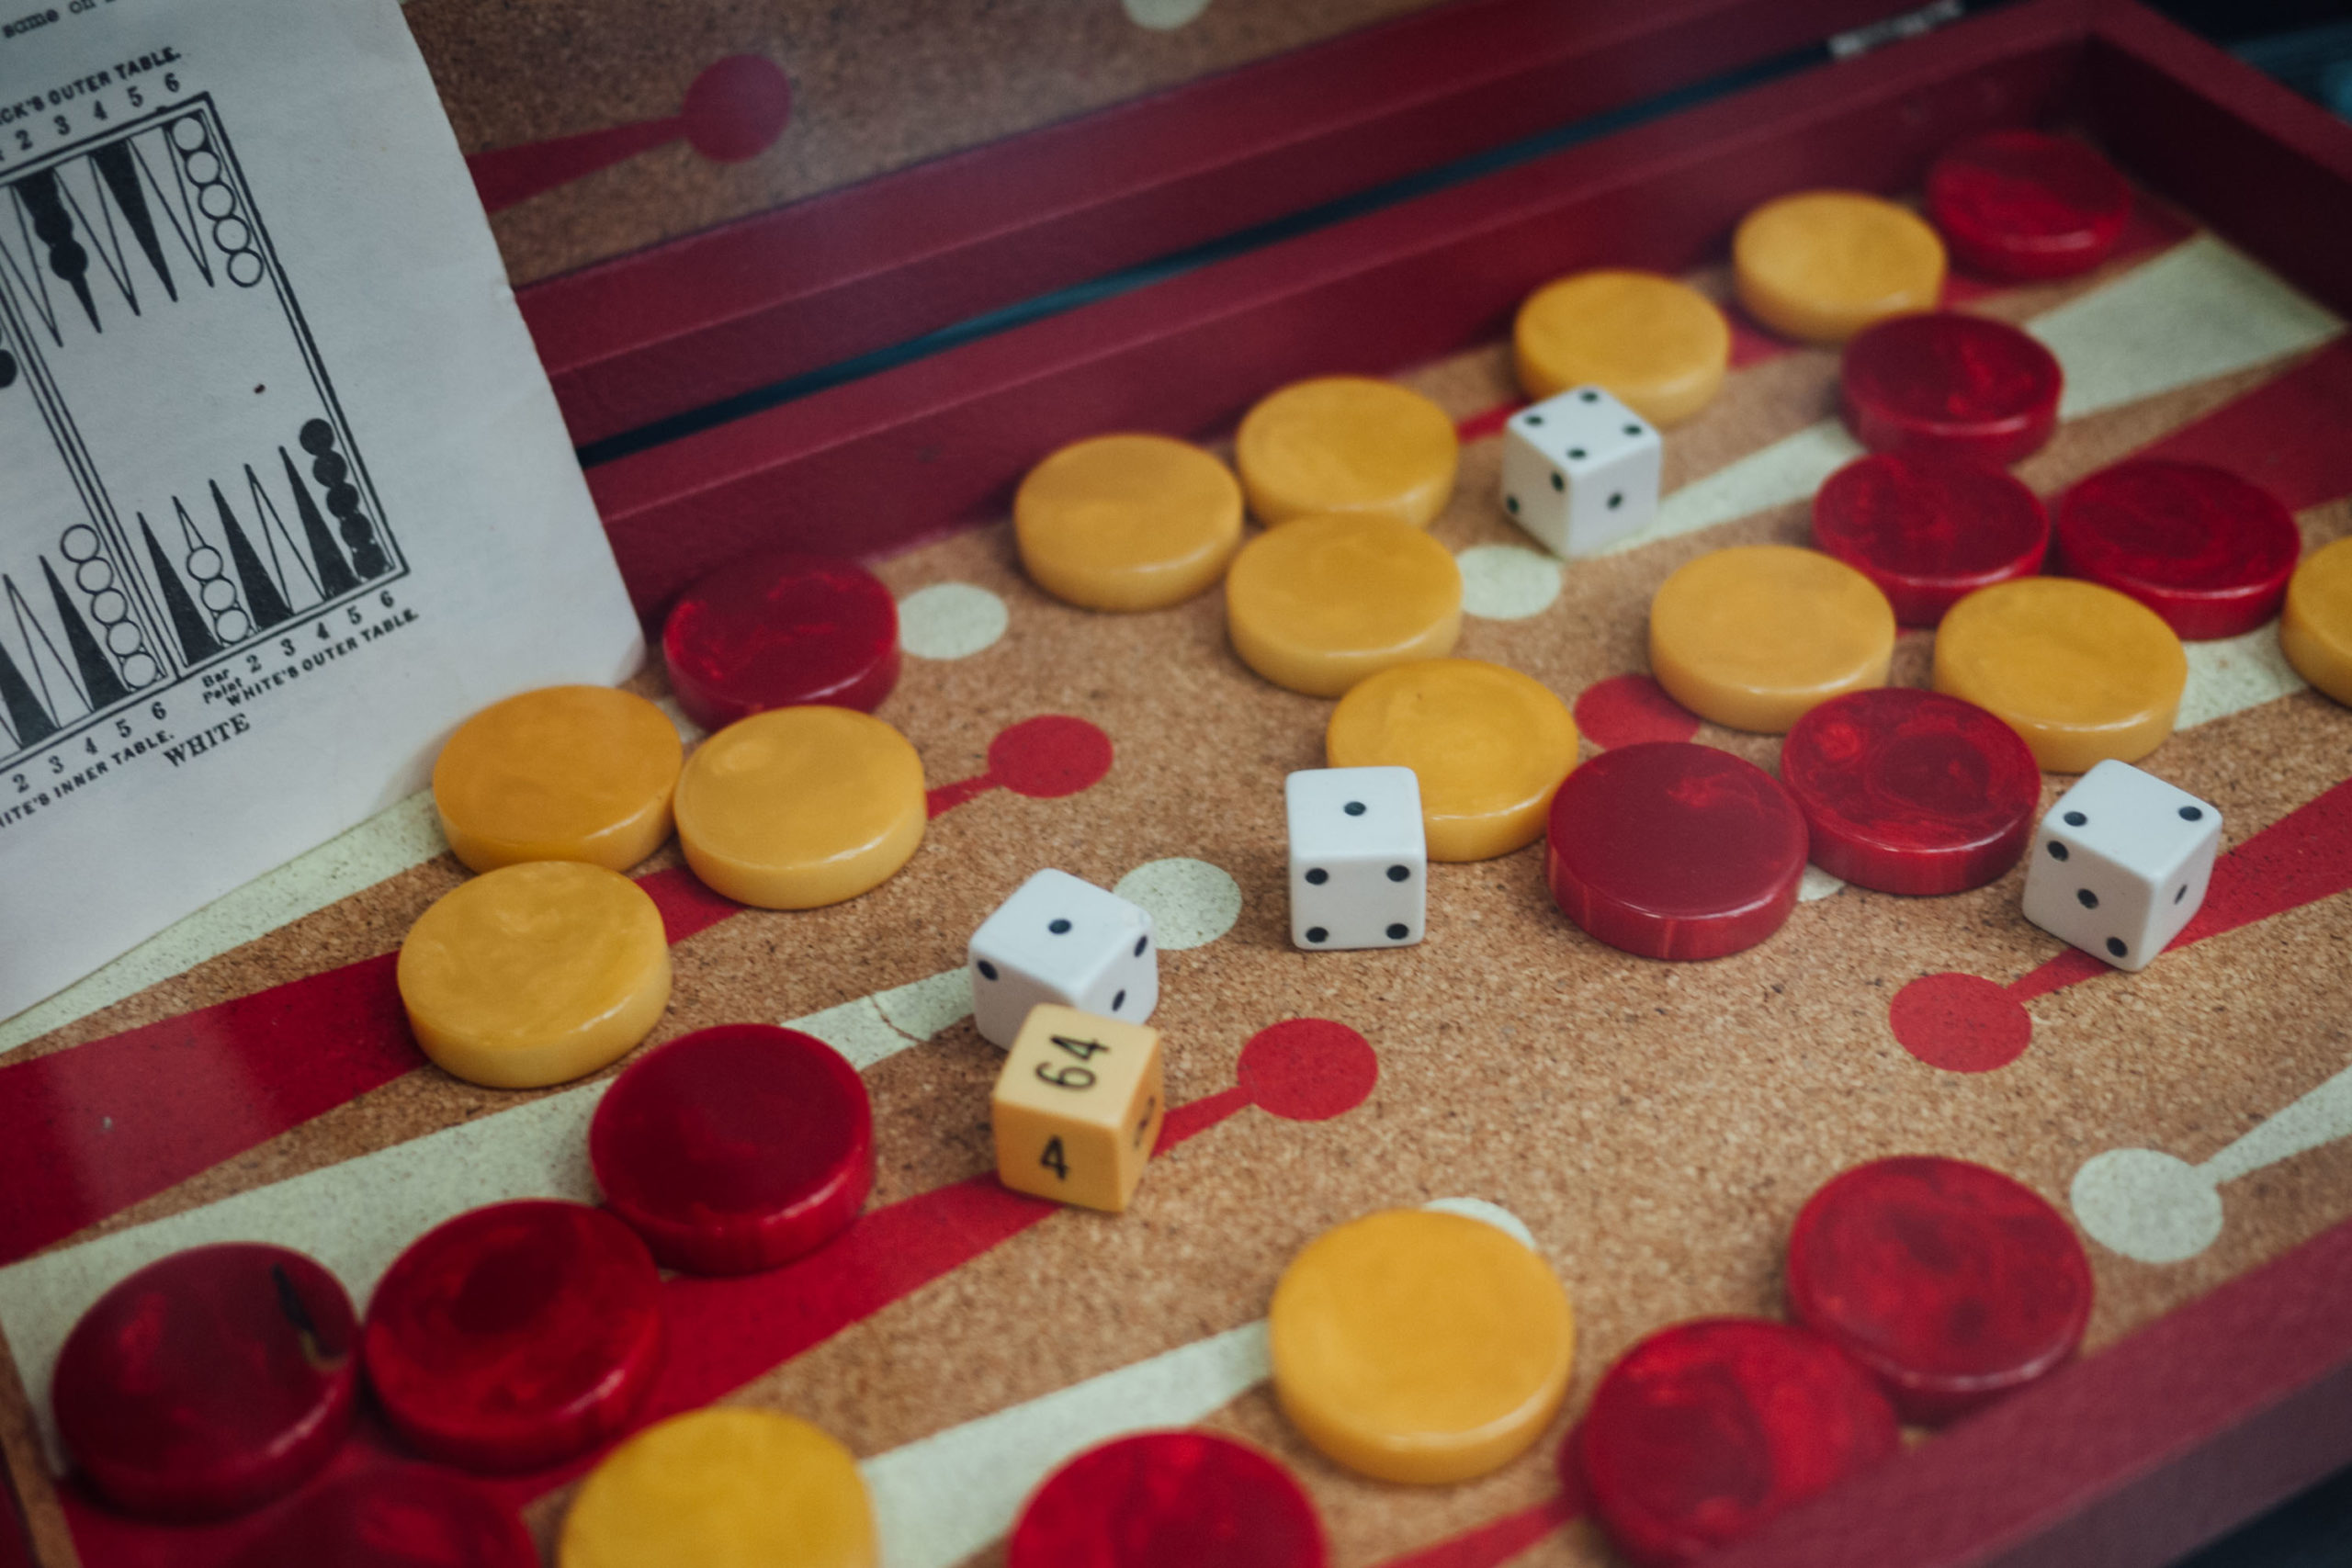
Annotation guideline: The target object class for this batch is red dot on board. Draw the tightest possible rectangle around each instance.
[1545,742,1808,962]
[1926,130,2132,282]
[1811,452,2051,626]
[1838,311,2063,468]
[1779,688,2042,896]
[590,1025,875,1276]
[1787,1155,2094,1425]
[361,1201,663,1473]
[2053,459,2302,641]
[1237,1019,1378,1122]
[226,1465,537,1568]
[51,1244,358,1521]
[1007,1430,1328,1568]
[680,56,792,164]
[661,551,899,732]
[1889,971,2033,1072]
[1572,674,1701,750]
[1576,1317,1899,1568]
[989,715,1114,799]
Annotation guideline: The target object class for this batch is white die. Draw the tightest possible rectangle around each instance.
[968,870,1158,1048]
[1287,766,1426,951]
[2020,761,2221,972]
[1500,386,1663,558]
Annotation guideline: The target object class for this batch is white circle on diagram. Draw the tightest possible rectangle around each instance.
[1114,858,1242,950]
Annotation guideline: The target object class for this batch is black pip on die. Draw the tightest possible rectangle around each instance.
[1286,766,1427,951]
[1500,385,1664,558]
[2020,760,2221,972]
[968,869,1159,1047]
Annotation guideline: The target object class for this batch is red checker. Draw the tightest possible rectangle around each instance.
[1839,312,2063,468]
[1787,1156,2093,1425]
[1812,453,2050,626]
[661,550,899,732]
[1779,688,2041,896]
[227,1465,536,1568]
[1925,130,2133,281]
[51,1244,357,1521]
[2053,459,2302,640]
[1573,1317,1899,1567]
[1007,1430,1327,1568]
[1544,742,1808,961]
[361,1201,663,1472]
[591,1024,875,1275]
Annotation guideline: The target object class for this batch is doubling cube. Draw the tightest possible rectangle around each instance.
[1500,386,1664,558]
[992,1005,1166,1213]
[1287,766,1426,951]
[2020,760,2221,972]
[969,870,1158,1048]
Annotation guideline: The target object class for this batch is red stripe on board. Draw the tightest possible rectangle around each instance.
[1374,1494,1579,1568]
[1455,401,1523,443]
[2133,336,2352,512]
[468,119,678,214]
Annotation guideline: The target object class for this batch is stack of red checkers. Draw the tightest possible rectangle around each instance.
[590,1024,876,1275]
[1007,1431,1327,1568]
[1545,742,1808,961]
[361,1201,664,1472]
[52,1244,358,1519]
[1779,689,2042,896]
[227,1466,537,1568]
[1574,1318,1899,1566]
[1788,1156,2094,1424]
[2054,459,2303,639]
[1813,453,2051,626]
[1839,312,2063,467]
[661,550,900,732]
[1925,130,2133,280]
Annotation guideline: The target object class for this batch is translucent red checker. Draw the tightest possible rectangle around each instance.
[51,1243,357,1520]
[1925,130,2132,280]
[1787,1156,2093,1423]
[225,1465,536,1568]
[1006,1431,1327,1568]
[1839,311,2062,468]
[1544,742,1808,961]
[361,1201,663,1472]
[661,550,900,732]
[1573,1317,1899,1567]
[1812,452,2050,626]
[590,1024,875,1275]
[1779,688,2042,896]
[2054,458,2302,640]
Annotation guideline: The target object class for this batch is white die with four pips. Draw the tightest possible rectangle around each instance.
[2020,760,2222,972]
[968,869,1159,1048]
[1500,384,1663,558]
[1286,766,1427,951]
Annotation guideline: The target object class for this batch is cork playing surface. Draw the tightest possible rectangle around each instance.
[3,196,2350,1568]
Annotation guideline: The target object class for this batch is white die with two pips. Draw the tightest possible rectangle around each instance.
[1500,385,1663,558]
[1287,766,1426,951]
[2020,761,2222,972]
[969,868,1158,1048]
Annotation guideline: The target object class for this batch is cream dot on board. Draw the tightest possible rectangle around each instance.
[1123,0,1215,28]
[898,582,1008,660]
[1114,858,1242,950]
[1797,864,1848,902]
[2071,1147,2223,1264]
[1456,544,1563,621]
[1421,1197,1540,1253]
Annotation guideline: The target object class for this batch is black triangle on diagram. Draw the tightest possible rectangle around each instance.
[91,141,174,304]
[141,514,220,661]
[277,450,356,598]
[40,557,128,708]
[0,604,56,750]
[211,480,292,629]
[14,170,99,333]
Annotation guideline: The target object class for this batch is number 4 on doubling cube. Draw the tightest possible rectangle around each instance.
[993,1005,1165,1213]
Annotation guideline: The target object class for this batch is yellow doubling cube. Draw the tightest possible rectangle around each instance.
[992,1005,1166,1213]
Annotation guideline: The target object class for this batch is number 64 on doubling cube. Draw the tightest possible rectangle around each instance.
[991,1004,1165,1213]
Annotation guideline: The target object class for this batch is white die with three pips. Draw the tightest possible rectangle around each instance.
[1500,384,1663,558]
[2020,760,2222,972]
[1286,766,1426,951]
[969,869,1159,1047]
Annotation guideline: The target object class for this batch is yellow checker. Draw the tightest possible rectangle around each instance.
[1734,190,1947,344]
[1226,515,1462,698]
[398,861,671,1089]
[2281,536,2352,708]
[992,1004,1166,1213]
[1014,434,1244,611]
[674,707,926,909]
[1514,270,1732,424]
[560,1409,875,1568]
[1649,545,1895,733]
[1935,577,2188,772]
[1235,378,1460,529]
[1327,659,1577,861]
[1270,1209,1574,1485]
[432,686,682,874]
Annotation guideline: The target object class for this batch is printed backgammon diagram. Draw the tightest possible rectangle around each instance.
[0,96,405,768]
